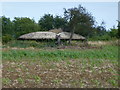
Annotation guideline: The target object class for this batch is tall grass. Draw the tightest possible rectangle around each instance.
[2,45,118,61]
[3,40,57,48]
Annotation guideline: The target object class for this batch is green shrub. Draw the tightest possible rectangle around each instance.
[109,28,118,38]
[88,35,111,41]
[4,40,58,48]
[2,34,13,43]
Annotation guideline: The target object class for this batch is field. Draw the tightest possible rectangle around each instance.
[2,40,119,88]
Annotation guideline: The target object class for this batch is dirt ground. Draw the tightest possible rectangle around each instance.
[2,59,118,88]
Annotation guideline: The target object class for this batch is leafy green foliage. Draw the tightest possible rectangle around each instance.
[32,75,41,83]
[38,14,54,31]
[118,21,120,38]
[63,5,95,37]
[17,78,25,84]
[13,17,40,38]
[2,16,14,43]
[2,45,118,61]
[88,34,111,41]
[2,78,11,85]
[94,22,107,37]
[3,40,57,48]
[38,14,66,30]
[2,16,14,36]
[109,28,118,38]
[2,34,13,43]
[1,16,41,43]
[54,15,67,29]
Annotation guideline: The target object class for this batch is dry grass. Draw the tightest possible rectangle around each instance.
[88,40,118,46]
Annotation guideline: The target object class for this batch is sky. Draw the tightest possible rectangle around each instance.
[1,2,118,30]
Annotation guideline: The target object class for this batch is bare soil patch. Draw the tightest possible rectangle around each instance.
[2,59,118,88]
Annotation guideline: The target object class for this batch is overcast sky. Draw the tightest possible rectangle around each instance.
[1,2,118,30]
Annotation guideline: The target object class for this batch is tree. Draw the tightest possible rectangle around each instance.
[2,16,14,36]
[2,16,14,43]
[118,21,120,38]
[95,21,107,36]
[0,17,1,38]
[54,15,67,29]
[109,26,118,38]
[38,14,67,31]
[64,5,95,43]
[38,14,54,31]
[13,17,40,38]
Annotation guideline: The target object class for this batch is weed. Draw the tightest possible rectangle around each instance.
[2,78,11,85]
[17,78,24,84]
[92,80,100,86]
[79,80,85,87]
[108,79,118,87]
[32,75,41,83]
[66,60,72,65]
[52,79,61,84]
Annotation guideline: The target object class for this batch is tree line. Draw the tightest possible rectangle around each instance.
[1,5,119,43]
